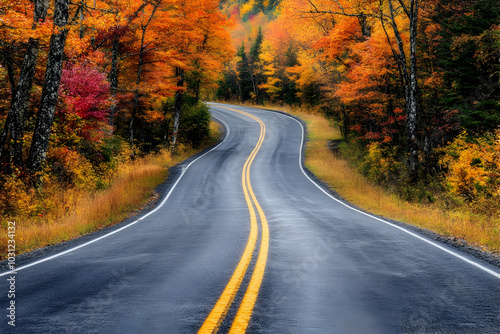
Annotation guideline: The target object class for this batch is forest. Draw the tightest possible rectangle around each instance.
[0,0,499,255]
[0,0,233,255]
[217,0,500,221]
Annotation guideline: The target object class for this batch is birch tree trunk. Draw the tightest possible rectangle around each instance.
[27,0,70,173]
[387,0,419,178]
[407,0,419,177]
[171,67,185,153]
[302,0,421,177]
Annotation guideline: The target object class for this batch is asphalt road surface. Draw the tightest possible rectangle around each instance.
[1,103,499,333]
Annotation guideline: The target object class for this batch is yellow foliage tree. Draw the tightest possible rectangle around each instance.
[441,131,500,214]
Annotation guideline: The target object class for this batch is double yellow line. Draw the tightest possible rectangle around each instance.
[199,107,269,333]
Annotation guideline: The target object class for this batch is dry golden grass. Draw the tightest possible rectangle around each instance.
[0,122,221,258]
[241,103,500,253]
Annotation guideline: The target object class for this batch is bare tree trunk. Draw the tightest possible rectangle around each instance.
[171,67,184,153]
[27,0,70,173]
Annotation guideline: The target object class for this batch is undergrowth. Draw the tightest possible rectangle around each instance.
[0,121,221,258]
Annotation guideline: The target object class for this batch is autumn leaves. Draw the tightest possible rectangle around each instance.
[0,0,234,176]
[0,1,235,242]
[218,0,499,184]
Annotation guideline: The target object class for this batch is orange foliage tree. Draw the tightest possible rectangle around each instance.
[0,0,233,177]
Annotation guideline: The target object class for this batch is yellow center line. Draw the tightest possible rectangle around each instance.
[229,110,269,334]
[198,106,267,334]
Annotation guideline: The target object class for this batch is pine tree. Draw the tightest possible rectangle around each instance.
[249,27,264,103]
[237,43,253,101]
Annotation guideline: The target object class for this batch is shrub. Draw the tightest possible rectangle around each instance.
[440,130,500,215]
[0,174,37,217]
[48,147,96,190]
[179,102,211,148]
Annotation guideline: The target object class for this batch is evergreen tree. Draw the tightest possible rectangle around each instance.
[249,27,264,103]
[434,0,500,135]
[283,44,299,105]
[237,43,253,101]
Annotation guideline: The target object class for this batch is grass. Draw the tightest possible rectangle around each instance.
[237,102,500,254]
[0,121,222,258]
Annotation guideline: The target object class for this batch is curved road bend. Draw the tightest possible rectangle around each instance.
[1,103,499,333]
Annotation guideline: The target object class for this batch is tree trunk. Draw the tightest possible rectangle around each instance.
[34,0,49,24]
[0,0,48,170]
[79,4,85,38]
[385,83,401,144]
[407,0,419,178]
[341,105,349,140]
[130,90,138,159]
[171,67,184,153]
[195,78,201,102]
[27,0,69,173]
[129,1,160,158]
[357,13,371,37]
[250,69,258,102]
[9,39,40,168]
[387,0,419,178]
[2,48,17,101]
[108,36,119,126]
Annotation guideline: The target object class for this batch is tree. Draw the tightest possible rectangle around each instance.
[249,26,264,103]
[385,0,420,177]
[237,43,254,101]
[0,0,49,170]
[27,0,71,173]
[432,0,500,135]
[128,0,161,158]
[282,0,422,177]
[171,67,185,151]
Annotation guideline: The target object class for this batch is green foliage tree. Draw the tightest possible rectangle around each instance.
[249,26,265,103]
[236,43,254,101]
[282,45,299,105]
[433,0,500,135]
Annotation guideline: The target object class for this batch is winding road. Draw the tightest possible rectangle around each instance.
[1,103,499,333]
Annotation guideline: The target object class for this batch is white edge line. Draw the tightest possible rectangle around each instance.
[274,110,500,280]
[0,113,230,277]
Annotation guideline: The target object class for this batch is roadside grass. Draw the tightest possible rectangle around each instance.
[236,102,500,253]
[0,121,221,258]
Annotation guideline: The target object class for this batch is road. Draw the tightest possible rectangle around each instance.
[1,103,499,333]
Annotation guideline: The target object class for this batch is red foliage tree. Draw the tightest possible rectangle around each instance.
[59,64,111,122]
